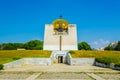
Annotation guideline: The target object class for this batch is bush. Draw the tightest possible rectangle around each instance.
[95,57,112,65]
[12,57,21,60]
[69,50,75,54]
[0,64,3,70]
[95,56,120,67]
[114,63,120,67]
[95,57,110,65]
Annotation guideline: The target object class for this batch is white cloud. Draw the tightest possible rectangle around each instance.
[89,39,110,49]
[93,41,98,45]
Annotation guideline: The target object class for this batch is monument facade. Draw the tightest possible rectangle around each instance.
[43,17,78,50]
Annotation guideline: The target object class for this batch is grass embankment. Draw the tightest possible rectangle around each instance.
[69,50,120,67]
[0,50,51,64]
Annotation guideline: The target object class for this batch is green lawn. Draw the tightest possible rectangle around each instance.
[1,50,120,67]
[69,50,120,58]
[0,50,51,64]
[69,50,120,67]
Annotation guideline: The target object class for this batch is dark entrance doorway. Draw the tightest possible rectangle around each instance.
[58,56,63,63]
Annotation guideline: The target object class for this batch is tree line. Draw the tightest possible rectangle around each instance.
[0,40,91,50]
[0,40,43,50]
[104,41,120,51]
[0,40,120,51]
[78,41,120,51]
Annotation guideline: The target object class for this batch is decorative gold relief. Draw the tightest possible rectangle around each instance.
[52,18,69,33]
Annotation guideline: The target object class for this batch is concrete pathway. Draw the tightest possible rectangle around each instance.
[26,73,41,80]
[2,64,119,73]
[0,64,120,80]
[87,73,106,80]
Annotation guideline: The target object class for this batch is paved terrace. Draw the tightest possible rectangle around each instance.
[0,64,120,80]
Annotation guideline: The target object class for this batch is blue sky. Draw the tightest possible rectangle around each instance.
[0,0,120,49]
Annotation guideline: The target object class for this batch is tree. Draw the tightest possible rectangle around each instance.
[78,42,92,50]
[104,45,114,50]
[13,43,25,48]
[2,43,16,50]
[115,41,120,51]
[0,44,2,50]
[25,40,43,50]
[1,43,25,50]
[1,40,43,50]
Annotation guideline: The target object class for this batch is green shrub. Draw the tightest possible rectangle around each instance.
[95,57,112,65]
[95,57,120,66]
[115,63,120,67]
[12,57,21,60]
[69,50,75,54]
[0,64,3,70]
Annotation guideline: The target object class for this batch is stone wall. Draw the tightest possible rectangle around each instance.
[66,53,72,65]
[50,51,55,64]
[3,58,52,69]
[70,58,95,66]
[66,53,95,65]
[95,61,120,70]
[3,59,25,69]
[25,58,51,65]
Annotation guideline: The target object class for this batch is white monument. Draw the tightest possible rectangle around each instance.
[43,17,78,50]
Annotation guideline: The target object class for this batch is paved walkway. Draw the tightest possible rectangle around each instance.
[2,64,119,72]
[0,64,120,80]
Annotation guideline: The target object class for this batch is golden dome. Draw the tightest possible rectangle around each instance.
[52,19,69,29]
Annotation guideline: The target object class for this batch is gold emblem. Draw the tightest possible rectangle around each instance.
[52,18,69,33]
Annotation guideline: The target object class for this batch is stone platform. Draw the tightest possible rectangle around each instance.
[1,64,120,80]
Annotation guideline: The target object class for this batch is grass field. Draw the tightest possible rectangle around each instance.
[0,50,51,64]
[69,50,120,58]
[0,50,120,67]
[69,50,120,67]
